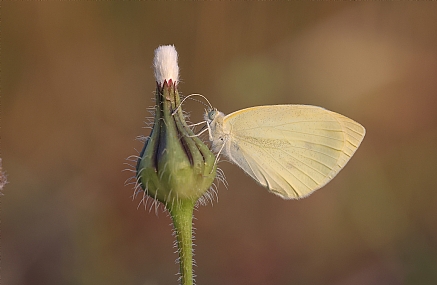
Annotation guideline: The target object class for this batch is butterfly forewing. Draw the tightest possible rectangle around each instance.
[222,105,365,199]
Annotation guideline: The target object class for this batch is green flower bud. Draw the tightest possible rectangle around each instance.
[136,47,216,208]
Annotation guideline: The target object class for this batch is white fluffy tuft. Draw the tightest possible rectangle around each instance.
[154,45,179,85]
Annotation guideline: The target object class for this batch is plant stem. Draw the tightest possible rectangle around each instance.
[168,199,195,285]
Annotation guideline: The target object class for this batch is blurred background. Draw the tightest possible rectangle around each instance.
[2,2,437,285]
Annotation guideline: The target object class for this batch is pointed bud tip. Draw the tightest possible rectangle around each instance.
[154,45,179,85]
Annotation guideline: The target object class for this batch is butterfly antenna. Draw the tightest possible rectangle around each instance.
[172,93,213,115]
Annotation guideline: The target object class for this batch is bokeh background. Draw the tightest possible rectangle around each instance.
[3,2,437,285]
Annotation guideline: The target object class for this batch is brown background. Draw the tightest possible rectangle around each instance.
[2,2,437,285]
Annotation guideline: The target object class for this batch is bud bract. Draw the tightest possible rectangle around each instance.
[136,80,216,207]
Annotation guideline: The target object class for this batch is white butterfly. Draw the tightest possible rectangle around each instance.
[204,105,365,199]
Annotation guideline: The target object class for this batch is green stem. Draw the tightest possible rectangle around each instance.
[168,199,195,285]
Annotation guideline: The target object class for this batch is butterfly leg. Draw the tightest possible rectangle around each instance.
[186,121,207,128]
[211,137,227,171]
[185,125,209,137]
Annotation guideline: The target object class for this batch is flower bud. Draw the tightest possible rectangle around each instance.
[136,46,216,207]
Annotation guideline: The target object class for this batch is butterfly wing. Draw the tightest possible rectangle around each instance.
[222,105,365,199]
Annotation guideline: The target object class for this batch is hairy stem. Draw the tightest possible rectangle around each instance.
[168,200,195,285]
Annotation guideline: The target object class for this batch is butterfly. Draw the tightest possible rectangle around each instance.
[204,105,365,199]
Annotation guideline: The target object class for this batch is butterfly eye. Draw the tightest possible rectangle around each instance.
[208,109,217,120]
